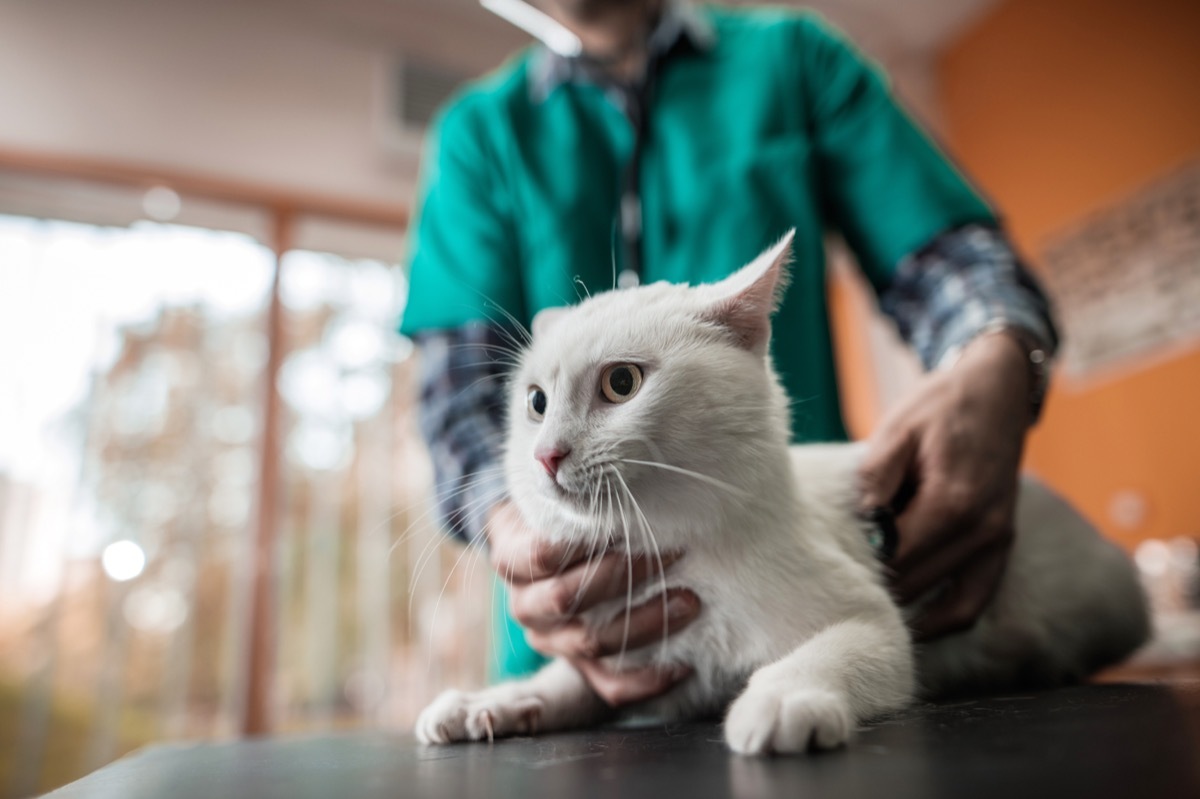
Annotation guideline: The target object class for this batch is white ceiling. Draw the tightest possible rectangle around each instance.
[0,0,1001,210]
[260,0,1000,76]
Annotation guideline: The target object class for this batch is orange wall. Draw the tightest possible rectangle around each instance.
[938,0,1200,548]
[828,264,882,440]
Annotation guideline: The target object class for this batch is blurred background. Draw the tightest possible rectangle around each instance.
[0,0,1196,795]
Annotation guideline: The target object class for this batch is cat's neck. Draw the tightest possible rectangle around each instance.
[614,444,808,557]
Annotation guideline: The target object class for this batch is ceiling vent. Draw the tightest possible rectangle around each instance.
[374,55,467,159]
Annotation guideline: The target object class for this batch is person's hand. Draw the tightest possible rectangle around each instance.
[857,332,1036,640]
[486,500,700,705]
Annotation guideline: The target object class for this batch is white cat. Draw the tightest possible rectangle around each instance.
[415,232,1150,755]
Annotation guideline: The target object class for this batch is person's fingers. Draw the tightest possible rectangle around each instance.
[589,588,700,654]
[510,550,682,629]
[524,588,701,659]
[484,500,595,584]
[910,542,1010,641]
[889,486,1013,602]
[572,658,693,707]
[886,458,996,570]
[856,425,918,515]
[490,534,589,585]
[887,500,973,600]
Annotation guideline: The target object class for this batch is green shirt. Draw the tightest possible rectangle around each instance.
[401,6,993,444]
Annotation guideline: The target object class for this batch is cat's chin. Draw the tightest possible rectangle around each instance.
[509,487,604,543]
[518,495,697,554]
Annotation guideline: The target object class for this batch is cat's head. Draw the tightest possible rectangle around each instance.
[504,231,795,549]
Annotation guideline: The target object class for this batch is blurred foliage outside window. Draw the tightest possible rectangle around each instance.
[0,210,490,798]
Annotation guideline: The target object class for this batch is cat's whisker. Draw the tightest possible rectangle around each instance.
[326,460,505,589]
[568,482,609,607]
[586,469,609,551]
[462,517,506,664]
[362,490,445,548]
[453,357,519,374]
[607,480,637,673]
[618,458,749,499]
[446,340,521,358]
[445,346,522,368]
[470,485,536,665]
[550,463,628,613]
[604,473,617,542]
[465,316,528,366]
[630,435,668,467]
[396,480,506,640]
[388,467,508,564]
[478,305,532,347]
[406,485,506,616]
[494,529,520,659]
[423,519,490,676]
[547,498,602,630]
[609,217,619,291]
[451,373,516,404]
[573,275,592,301]
[351,495,441,575]
[560,486,611,621]
[611,468,672,667]
[621,541,635,671]
[440,349,520,381]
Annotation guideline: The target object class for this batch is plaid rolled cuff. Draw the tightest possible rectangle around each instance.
[414,325,517,546]
[880,223,1060,370]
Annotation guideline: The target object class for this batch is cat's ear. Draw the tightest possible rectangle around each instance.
[532,306,568,341]
[700,229,794,353]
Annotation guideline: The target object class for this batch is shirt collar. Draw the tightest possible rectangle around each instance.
[528,1,715,102]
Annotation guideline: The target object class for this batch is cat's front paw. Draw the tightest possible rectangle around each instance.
[415,687,544,745]
[724,685,854,755]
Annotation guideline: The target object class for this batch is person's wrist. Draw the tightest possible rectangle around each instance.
[941,326,1050,426]
[943,332,1035,428]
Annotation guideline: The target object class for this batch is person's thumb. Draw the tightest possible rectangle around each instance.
[856,426,916,513]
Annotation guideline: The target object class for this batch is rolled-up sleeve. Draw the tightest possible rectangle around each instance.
[880,223,1059,370]
[414,325,514,545]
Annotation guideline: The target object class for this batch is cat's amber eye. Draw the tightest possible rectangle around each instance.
[527,386,547,421]
[600,363,643,403]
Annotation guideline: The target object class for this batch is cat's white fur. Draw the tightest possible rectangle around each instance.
[415,233,1150,755]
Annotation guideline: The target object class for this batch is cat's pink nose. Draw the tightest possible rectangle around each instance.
[535,446,570,478]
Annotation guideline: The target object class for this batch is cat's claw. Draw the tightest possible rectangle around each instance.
[724,686,853,755]
[414,689,466,744]
[415,688,545,745]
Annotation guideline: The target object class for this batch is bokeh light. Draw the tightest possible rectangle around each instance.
[101,540,147,582]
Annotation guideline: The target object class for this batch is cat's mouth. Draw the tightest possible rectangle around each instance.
[543,470,605,514]
[547,476,587,506]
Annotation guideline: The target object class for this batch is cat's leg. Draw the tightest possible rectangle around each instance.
[415,658,609,744]
[724,615,913,755]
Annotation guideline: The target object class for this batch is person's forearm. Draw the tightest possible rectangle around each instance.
[880,222,1059,374]
[414,325,514,545]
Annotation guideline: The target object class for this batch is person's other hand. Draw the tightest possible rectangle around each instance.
[857,332,1035,640]
[486,500,700,705]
